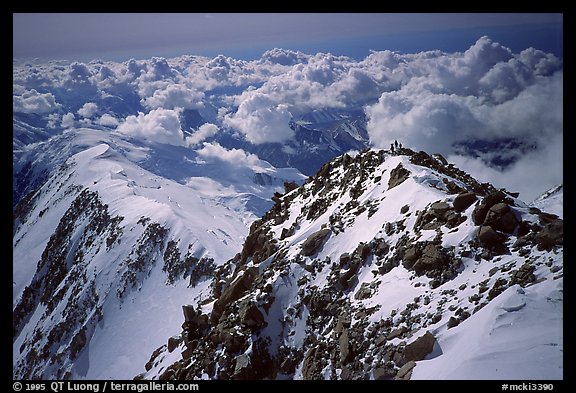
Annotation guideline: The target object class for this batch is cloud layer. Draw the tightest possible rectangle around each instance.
[13,89,60,114]
[13,37,562,201]
[364,37,562,157]
[116,108,185,146]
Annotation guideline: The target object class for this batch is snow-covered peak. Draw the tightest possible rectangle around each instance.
[531,184,563,218]
[141,148,563,380]
[12,126,305,379]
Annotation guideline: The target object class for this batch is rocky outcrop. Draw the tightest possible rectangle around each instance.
[401,331,437,362]
[388,163,411,189]
[211,267,259,323]
[484,203,519,233]
[471,190,524,254]
[140,148,563,382]
[535,219,563,250]
[238,300,265,330]
[301,229,331,256]
[414,199,465,230]
[472,190,510,226]
[453,192,477,212]
[400,241,458,285]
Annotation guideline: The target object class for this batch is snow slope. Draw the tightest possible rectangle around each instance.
[412,279,563,380]
[13,127,304,379]
[531,184,563,218]
[143,148,563,380]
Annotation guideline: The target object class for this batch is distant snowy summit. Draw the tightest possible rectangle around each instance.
[141,147,563,380]
[12,128,305,379]
[531,184,563,218]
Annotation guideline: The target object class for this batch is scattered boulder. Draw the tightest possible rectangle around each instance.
[336,257,363,291]
[472,190,507,225]
[373,366,396,380]
[414,201,464,231]
[447,317,460,329]
[388,163,411,190]
[301,229,331,256]
[238,300,265,330]
[402,331,437,362]
[477,226,503,247]
[484,203,519,233]
[372,238,390,257]
[400,204,409,214]
[429,201,451,220]
[453,192,477,212]
[354,283,373,300]
[511,263,536,286]
[387,326,407,340]
[212,267,259,323]
[356,242,371,260]
[395,360,416,380]
[535,219,563,250]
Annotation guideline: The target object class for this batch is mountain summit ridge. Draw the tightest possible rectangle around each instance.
[139,147,563,380]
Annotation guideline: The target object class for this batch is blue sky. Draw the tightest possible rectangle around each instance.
[13,13,563,61]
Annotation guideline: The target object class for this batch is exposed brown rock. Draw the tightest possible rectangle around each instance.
[402,331,437,362]
[453,192,477,212]
[388,163,411,189]
[301,229,331,256]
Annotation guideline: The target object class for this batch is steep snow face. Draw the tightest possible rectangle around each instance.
[143,148,562,381]
[13,128,305,379]
[412,278,563,380]
[531,184,563,218]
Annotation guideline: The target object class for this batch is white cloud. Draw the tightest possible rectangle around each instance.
[196,142,261,167]
[361,37,562,201]
[260,48,309,66]
[141,83,204,110]
[13,89,60,114]
[365,38,562,155]
[185,123,219,146]
[61,112,75,128]
[224,93,294,144]
[116,108,185,146]
[46,113,60,128]
[77,102,98,118]
[12,37,562,202]
[96,113,119,127]
[448,133,563,203]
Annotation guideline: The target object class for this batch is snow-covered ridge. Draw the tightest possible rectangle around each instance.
[12,128,304,379]
[531,184,563,218]
[142,147,562,380]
